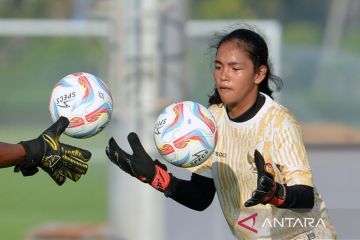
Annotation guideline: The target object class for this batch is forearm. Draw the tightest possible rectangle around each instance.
[0,142,26,168]
[164,173,216,211]
[279,185,314,209]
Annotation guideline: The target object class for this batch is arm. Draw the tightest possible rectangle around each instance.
[274,117,314,209]
[106,132,216,211]
[280,185,314,209]
[165,173,216,211]
[0,142,26,168]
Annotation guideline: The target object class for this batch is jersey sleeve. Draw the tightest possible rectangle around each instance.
[273,115,314,187]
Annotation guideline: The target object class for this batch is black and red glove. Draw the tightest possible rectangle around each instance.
[244,150,286,207]
[105,132,171,192]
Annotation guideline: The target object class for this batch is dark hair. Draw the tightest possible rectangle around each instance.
[208,27,283,105]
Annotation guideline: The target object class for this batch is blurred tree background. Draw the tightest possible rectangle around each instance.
[0,0,74,18]
[0,0,359,127]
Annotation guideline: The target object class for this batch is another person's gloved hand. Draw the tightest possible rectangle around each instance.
[244,150,286,207]
[106,132,171,191]
[14,116,92,185]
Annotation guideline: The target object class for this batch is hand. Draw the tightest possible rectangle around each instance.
[106,132,171,191]
[15,117,92,185]
[244,150,286,207]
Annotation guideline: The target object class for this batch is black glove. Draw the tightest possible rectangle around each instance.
[106,132,171,191]
[244,150,286,207]
[15,116,92,185]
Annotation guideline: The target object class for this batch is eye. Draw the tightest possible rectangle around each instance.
[232,66,242,71]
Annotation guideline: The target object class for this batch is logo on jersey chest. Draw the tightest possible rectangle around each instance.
[247,152,257,173]
[215,151,227,158]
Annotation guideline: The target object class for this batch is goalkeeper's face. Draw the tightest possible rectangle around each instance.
[213,40,266,118]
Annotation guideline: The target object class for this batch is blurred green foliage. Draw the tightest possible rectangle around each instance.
[191,0,257,19]
[343,29,360,52]
[191,0,329,24]
[0,37,107,127]
[0,0,73,18]
[191,0,359,54]
[283,22,322,45]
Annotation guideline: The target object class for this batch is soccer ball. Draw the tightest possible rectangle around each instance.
[154,101,217,168]
[49,72,113,138]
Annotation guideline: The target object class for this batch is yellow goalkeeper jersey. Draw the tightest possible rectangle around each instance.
[189,94,336,240]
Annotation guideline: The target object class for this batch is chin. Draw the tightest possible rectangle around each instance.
[219,94,233,105]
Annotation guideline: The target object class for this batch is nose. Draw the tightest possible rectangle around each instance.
[219,68,230,82]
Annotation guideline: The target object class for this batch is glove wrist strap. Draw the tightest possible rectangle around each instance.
[268,182,286,206]
[18,139,43,167]
[150,164,171,192]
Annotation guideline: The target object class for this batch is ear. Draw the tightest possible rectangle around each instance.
[254,65,267,84]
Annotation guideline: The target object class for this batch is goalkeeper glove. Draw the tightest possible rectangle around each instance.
[244,150,286,207]
[105,132,171,191]
[15,116,92,186]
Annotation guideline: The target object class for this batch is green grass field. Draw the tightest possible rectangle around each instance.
[0,163,107,239]
[0,126,109,239]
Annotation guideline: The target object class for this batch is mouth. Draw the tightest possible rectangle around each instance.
[218,86,232,92]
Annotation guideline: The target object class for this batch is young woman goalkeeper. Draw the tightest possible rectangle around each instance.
[105,27,336,239]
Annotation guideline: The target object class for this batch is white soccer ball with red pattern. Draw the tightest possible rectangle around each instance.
[49,72,113,138]
[154,101,217,168]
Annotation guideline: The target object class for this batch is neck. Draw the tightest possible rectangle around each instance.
[227,90,259,119]
[228,92,265,122]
